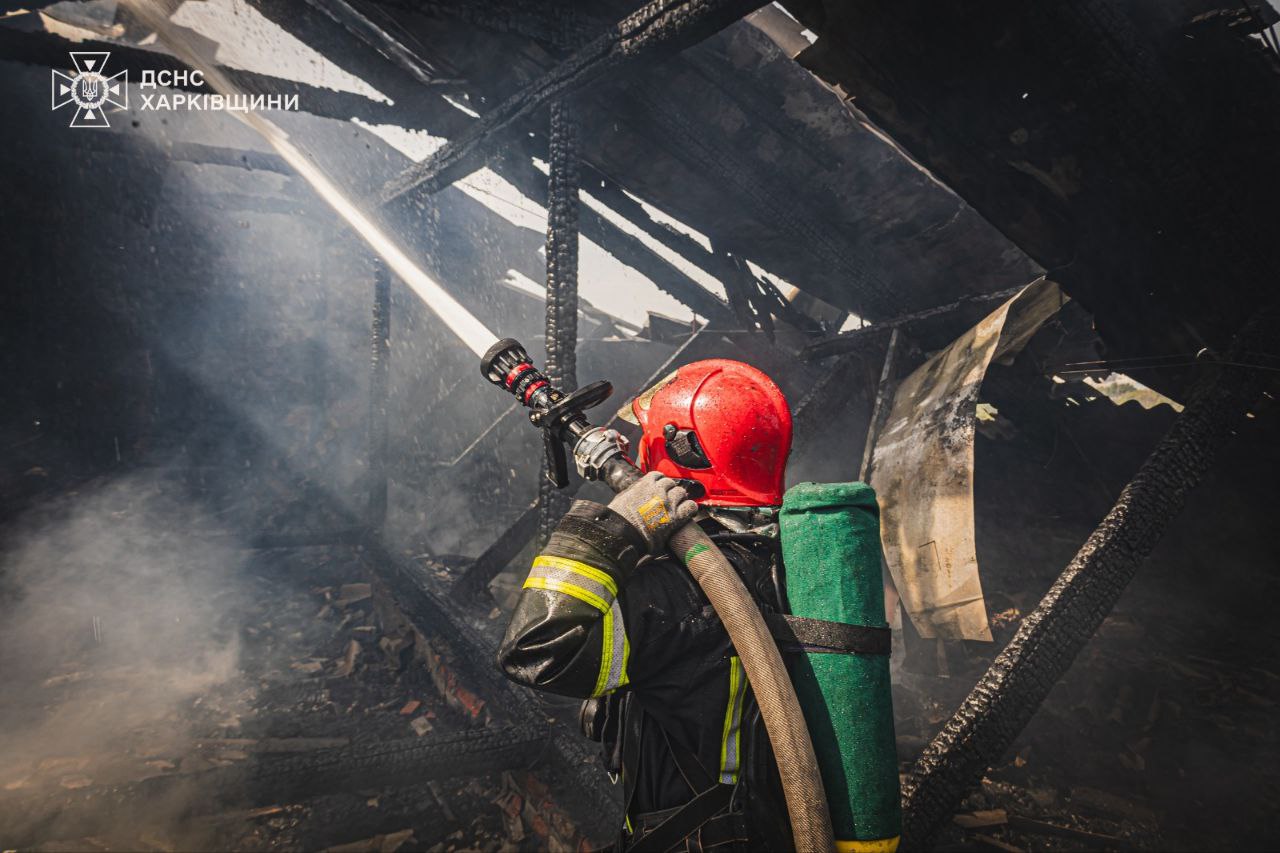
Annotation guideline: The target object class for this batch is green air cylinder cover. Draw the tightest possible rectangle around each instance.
[779,481,901,846]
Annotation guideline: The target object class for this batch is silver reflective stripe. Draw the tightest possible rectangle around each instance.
[527,563,615,609]
[601,598,629,694]
[525,556,628,696]
[719,656,747,784]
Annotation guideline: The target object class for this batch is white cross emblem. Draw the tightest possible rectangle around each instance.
[52,51,128,128]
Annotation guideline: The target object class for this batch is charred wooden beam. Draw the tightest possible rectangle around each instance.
[0,727,546,848]
[609,78,902,318]
[451,497,544,602]
[899,304,1279,847]
[493,145,733,322]
[362,1,896,321]
[370,0,597,52]
[242,726,545,802]
[301,0,454,87]
[377,0,772,204]
[538,98,582,543]
[801,286,1024,361]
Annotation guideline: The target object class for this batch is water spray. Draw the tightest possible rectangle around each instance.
[121,0,498,358]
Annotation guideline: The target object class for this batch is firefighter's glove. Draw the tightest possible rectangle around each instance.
[608,471,699,555]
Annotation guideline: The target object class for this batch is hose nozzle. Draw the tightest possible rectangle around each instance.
[480,337,619,487]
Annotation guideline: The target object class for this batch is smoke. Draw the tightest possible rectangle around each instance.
[0,471,249,842]
[122,0,500,358]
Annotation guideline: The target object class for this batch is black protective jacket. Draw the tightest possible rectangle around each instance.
[498,499,790,852]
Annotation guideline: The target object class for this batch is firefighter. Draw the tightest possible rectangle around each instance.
[498,359,795,852]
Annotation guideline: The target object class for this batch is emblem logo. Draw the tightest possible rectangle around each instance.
[52,51,128,128]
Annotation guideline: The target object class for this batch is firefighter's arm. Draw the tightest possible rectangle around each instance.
[497,499,647,697]
[497,474,697,698]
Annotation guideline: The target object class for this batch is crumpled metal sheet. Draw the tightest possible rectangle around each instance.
[870,278,1068,641]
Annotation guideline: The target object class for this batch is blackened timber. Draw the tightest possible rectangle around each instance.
[493,146,733,322]
[800,286,1025,361]
[582,169,736,286]
[899,304,1280,847]
[539,99,582,543]
[363,0,901,322]
[301,0,451,87]
[0,727,545,849]
[371,0,597,52]
[243,727,545,803]
[610,78,903,318]
[452,498,544,602]
[377,0,772,204]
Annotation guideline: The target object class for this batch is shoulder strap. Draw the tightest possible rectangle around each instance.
[621,692,643,820]
[661,726,716,795]
[624,713,737,853]
[628,783,735,853]
[765,613,891,656]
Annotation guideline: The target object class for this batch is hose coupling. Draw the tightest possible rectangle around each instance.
[572,427,630,481]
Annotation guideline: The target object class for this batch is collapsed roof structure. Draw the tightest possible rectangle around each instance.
[0,0,1277,849]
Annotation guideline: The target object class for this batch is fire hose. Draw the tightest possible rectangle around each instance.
[481,338,835,852]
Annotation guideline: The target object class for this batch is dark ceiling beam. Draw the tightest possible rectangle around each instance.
[377,0,772,204]
[359,0,906,320]
[302,0,455,86]
[603,76,903,318]
[580,167,730,285]
[246,0,472,121]
[494,143,733,322]
[799,285,1025,361]
[370,0,596,52]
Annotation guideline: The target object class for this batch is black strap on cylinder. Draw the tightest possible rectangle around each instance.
[766,613,891,656]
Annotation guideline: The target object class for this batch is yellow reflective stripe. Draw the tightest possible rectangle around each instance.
[523,576,611,613]
[836,837,900,853]
[523,566,628,697]
[719,655,746,784]
[532,555,618,597]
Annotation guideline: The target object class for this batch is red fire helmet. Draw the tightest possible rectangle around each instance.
[621,359,792,507]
